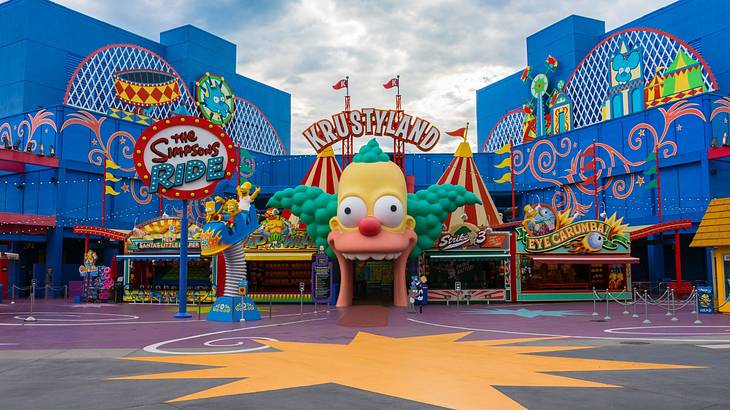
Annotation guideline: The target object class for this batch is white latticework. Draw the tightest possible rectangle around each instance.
[64,44,196,120]
[224,98,285,155]
[482,110,525,153]
[65,44,286,155]
[564,28,716,129]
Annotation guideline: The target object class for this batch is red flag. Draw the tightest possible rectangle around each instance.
[446,128,466,138]
[383,78,399,89]
[332,79,348,90]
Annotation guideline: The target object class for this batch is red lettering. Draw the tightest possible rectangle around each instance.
[150,138,169,163]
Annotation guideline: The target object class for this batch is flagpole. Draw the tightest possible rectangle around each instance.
[394,75,403,171]
[510,141,515,221]
[655,144,662,223]
[592,140,599,219]
[102,156,106,227]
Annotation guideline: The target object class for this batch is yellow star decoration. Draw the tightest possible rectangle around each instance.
[114,332,697,409]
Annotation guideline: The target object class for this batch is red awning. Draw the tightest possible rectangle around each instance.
[527,254,640,265]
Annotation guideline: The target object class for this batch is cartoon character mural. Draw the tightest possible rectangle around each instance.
[196,73,236,125]
[602,40,644,120]
[268,139,480,307]
[78,250,112,302]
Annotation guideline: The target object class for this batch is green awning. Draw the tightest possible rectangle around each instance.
[427,251,509,261]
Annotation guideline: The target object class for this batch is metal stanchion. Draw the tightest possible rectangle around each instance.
[592,287,598,317]
[642,290,651,324]
[631,288,639,318]
[269,299,273,320]
[604,290,611,320]
[693,288,703,324]
[25,280,37,322]
[299,282,304,316]
[622,287,630,315]
[670,289,679,321]
[691,287,697,315]
[44,284,48,300]
[64,285,68,303]
[666,288,674,316]
[10,285,15,304]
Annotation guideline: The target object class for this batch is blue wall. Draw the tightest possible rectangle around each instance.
[0,0,291,152]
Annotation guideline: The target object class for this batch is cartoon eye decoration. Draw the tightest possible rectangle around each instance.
[539,208,549,217]
[374,195,404,227]
[338,196,367,228]
[585,232,605,250]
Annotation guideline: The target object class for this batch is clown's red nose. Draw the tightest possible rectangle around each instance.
[358,217,381,237]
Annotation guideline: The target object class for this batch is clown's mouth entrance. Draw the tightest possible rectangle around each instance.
[353,260,394,305]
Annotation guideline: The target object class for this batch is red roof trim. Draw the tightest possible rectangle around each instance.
[629,219,693,240]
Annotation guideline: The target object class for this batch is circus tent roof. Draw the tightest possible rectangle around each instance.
[300,146,341,194]
[438,140,502,229]
[282,146,342,224]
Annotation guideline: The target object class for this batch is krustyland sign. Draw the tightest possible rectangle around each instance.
[303,108,441,153]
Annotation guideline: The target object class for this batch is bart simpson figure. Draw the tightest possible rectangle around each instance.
[205,196,225,223]
[237,181,260,212]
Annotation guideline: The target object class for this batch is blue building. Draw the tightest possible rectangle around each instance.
[477,0,730,287]
[0,0,290,295]
[1,0,728,300]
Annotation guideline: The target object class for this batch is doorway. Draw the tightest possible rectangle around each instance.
[353,260,394,305]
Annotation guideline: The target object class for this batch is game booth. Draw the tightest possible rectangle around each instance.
[423,225,511,303]
[242,209,319,303]
[117,216,217,303]
[513,204,637,301]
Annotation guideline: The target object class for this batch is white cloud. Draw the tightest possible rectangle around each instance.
[56,0,674,154]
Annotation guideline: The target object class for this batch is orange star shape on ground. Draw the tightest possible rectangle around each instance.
[114,332,698,409]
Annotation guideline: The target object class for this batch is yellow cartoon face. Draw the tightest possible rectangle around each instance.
[205,200,217,216]
[329,161,415,234]
[224,199,239,214]
[238,181,252,195]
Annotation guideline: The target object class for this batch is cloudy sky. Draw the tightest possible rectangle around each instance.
[58,0,673,154]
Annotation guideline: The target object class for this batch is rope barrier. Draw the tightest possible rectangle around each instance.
[593,286,702,324]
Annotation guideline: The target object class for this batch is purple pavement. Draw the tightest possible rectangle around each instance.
[2,299,730,352]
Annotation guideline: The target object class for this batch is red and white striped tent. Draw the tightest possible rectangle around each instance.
[300,146,341,194]
[438,140,502,229]
[283,146,342,224]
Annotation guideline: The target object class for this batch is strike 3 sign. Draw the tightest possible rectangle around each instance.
[133,116,237,200]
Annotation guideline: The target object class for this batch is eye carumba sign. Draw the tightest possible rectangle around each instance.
[303,108,441,153]
[133,116,237,200]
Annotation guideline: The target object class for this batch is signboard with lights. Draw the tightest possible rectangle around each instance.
[133,116,237,200]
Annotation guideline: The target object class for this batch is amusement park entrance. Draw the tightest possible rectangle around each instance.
[353,260,394,305]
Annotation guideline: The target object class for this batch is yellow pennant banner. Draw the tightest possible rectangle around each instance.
[494,157,512,169]
[105,172,121,182]
[494,172,512,184]
[494,143,511,155]
[105,185,121,196]
[106,158,121,170]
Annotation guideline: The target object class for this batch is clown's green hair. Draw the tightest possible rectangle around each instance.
[267,139,481,257]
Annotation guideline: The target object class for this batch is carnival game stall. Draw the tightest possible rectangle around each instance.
[514,204,637,301]
[244,208,318,303]
[118,216,216,303]
[424,224,510,303]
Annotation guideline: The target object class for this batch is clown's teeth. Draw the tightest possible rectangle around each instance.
[342,252,402,261]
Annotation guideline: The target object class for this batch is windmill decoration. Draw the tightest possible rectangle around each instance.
[519,55,558,142]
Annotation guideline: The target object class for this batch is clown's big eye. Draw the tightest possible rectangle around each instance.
[338,196,366,228]
[374,195,404,227]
